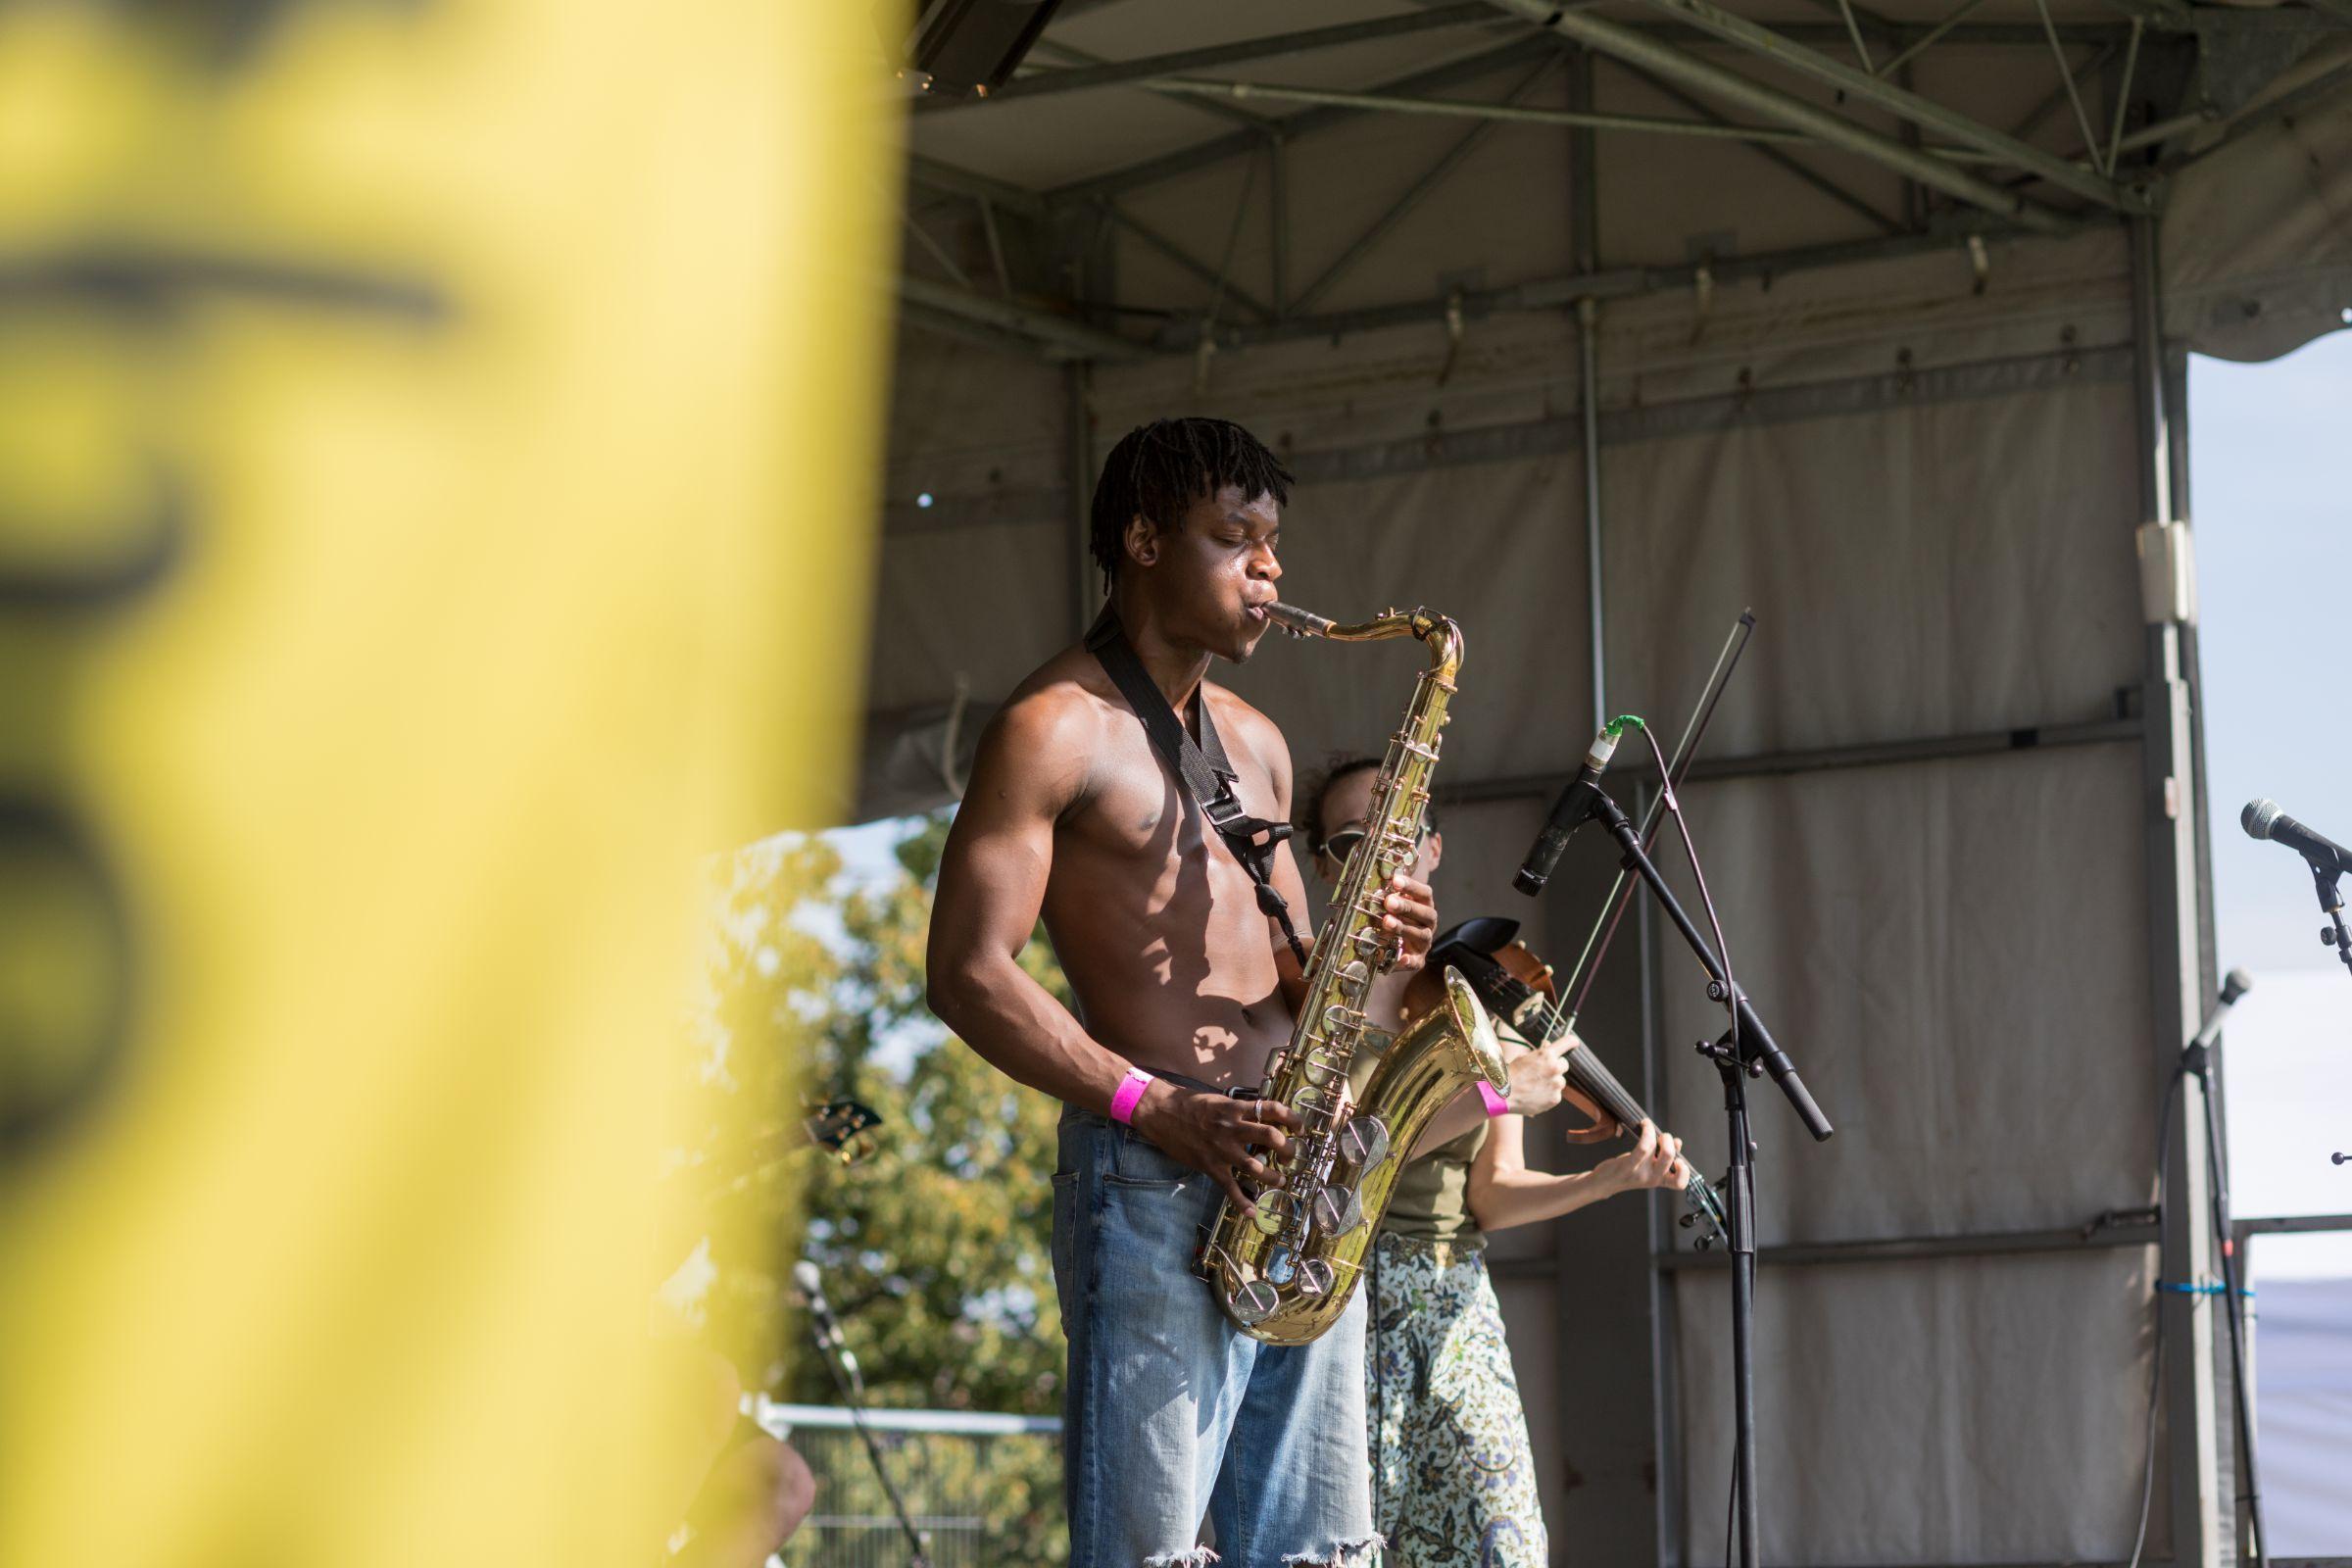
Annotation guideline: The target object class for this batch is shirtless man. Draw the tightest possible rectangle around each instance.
[927,416,1435,1568]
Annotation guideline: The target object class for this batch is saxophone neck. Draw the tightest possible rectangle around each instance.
[1269,602,1458,654]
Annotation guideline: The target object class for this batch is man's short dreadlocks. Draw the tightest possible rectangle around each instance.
[1089,416,1294,592]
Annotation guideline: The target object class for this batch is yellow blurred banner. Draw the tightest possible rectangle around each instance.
[0,3,894,1563]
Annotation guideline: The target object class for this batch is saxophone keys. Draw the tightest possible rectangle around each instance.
[1230,1278,1282,1326]
[1312,1184,1365,1238]
[1340,1113,1391,1169]
[1295,1256,1336,1298]
[1251,1186,1298,1237]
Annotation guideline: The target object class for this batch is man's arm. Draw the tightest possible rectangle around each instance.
[925,691,1294,1211]
[926,693,1123,1111]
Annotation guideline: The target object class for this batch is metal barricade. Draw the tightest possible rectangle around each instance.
[750,1399,1066,1567]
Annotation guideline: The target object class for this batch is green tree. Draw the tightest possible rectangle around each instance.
[689,812,1070,1564]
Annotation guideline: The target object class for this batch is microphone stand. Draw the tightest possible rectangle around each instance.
[2312,861,2352,986]
[803,1293,931,1568]
[1577,786,1834,1568]
[2163,975,2269,1568]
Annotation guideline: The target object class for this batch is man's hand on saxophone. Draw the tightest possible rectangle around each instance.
[1130,1086,1299,1216]
[1376,868,1441,974]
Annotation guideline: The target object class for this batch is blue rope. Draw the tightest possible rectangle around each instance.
[2157,1279,2255,1298]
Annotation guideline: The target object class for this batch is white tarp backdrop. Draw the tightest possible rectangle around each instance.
[868,9,2352,1562]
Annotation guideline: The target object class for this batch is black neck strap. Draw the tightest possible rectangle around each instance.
[1086,608,1310,969]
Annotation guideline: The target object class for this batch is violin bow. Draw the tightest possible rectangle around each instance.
[1556,609,1757,1033]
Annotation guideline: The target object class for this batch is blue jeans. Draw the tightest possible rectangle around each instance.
[1054,1106,1381,1568]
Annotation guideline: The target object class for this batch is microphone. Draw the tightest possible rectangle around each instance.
[2190,967,2252,1053]
[1515,725,1620,896]
[2241,799,2352,877]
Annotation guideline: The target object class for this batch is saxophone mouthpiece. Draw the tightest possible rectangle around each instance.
[1266,603,1333,638]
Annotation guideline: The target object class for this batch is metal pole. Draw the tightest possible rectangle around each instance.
[1580,300,1606,730]
[897,275,1145,361]
[1188,216,2087,352]
[1574,41,1605,728]
[2131,212,2224,1568]
[940,3,1498,107]
[1152,76,1834,145]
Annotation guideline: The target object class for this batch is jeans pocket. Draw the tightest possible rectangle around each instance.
[1103,1128,1190,1190]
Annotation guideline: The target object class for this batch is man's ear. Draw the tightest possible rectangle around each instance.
[1122,513,1160,571]
[1424,829,1444,875]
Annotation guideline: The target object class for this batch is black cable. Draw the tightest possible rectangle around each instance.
[1640,726,1740,1066]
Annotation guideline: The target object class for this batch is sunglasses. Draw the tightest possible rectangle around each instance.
[1314,826,1369,868]
[1314,818,1428,870]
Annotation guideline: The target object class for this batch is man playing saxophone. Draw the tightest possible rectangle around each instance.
[927,416,1435,1568]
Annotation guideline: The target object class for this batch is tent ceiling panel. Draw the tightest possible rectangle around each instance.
[2162,37,2352,360]
[1592,70,1921,265]
[902,0,2210,205]
[910,86,1251,195]
[894,0,2346,379]
[1115,79,1580,321]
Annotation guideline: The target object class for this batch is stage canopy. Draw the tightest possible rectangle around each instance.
[858,5,2352,1564]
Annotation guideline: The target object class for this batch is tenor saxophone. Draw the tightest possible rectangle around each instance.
[1197,602,1508,1346]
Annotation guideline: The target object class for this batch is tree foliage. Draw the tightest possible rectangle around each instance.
[687,812,1069,1563]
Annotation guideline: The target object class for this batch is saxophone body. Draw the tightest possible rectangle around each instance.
[1197,603,1507,1346]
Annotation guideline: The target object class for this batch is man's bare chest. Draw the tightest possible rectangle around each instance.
[1064,710,1279,870]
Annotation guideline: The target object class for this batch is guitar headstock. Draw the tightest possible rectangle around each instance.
[802,1097,885,1165]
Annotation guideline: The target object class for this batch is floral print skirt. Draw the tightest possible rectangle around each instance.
[1366,1232,1547,1568]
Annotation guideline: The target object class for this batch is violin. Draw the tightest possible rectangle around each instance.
[1408,918,1730,1250]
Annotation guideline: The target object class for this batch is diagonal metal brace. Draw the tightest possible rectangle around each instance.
[1517,0,2152,212]
[1479,0,2083,232]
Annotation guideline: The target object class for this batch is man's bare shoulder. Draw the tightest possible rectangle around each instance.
[1203,683,1295,790]
[971,646,1121,805]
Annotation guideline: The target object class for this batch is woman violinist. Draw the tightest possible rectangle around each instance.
[1301,757,1691,1568]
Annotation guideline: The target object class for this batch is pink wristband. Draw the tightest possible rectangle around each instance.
[1109,1067,1154,1126]
[1478,1081,1511,1118]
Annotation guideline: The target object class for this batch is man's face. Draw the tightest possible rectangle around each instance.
[1128,483,1283,663]
[1312,765,1442,889]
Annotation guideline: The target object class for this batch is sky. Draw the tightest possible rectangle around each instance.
[2191,327,2352,1281]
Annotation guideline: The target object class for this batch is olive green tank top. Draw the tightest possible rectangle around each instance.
[1380,1120,1488,1247]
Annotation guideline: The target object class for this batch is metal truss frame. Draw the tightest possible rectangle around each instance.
[892,1,2344,362]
